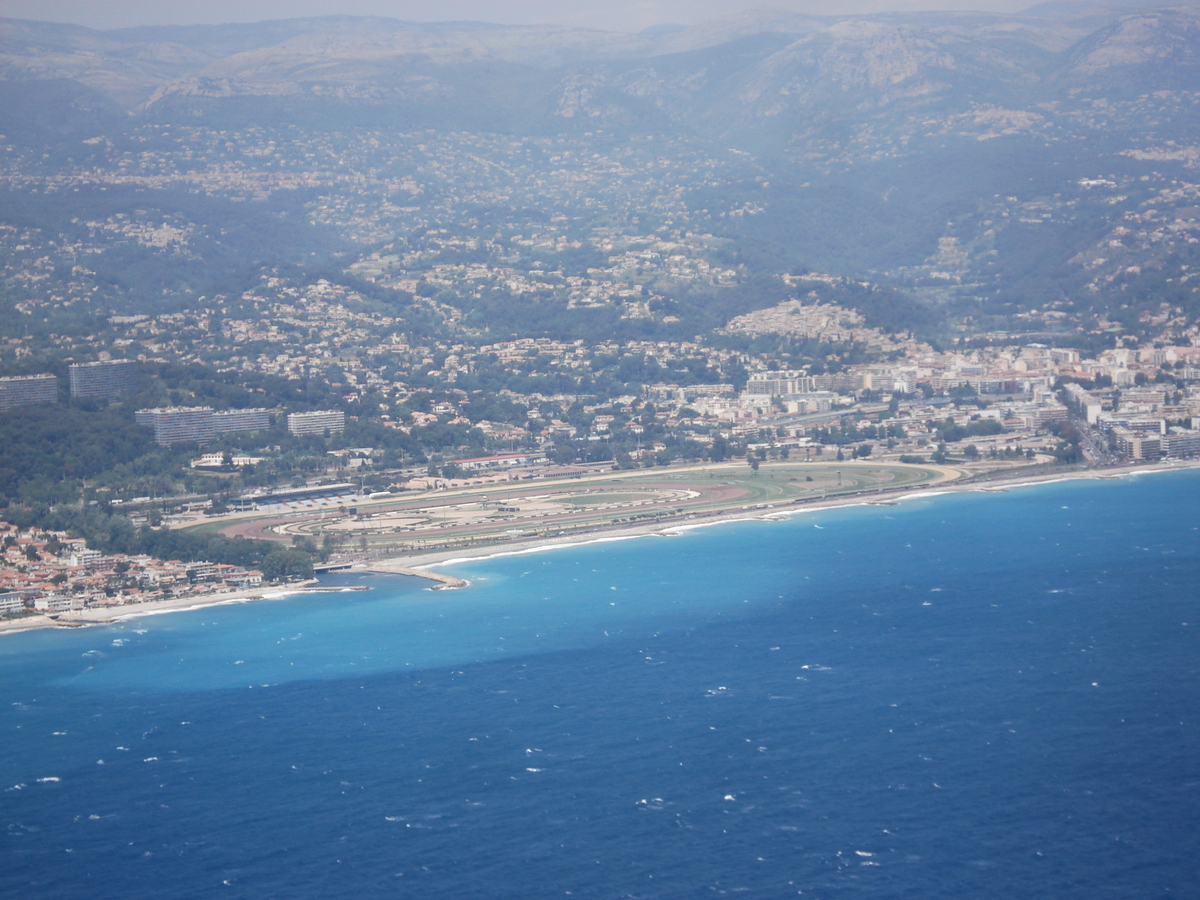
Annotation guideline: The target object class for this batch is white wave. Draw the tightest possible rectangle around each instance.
[892,490,955,503]
[996,475,1087,491]
[107,587,327,623]
[428,532,652,568]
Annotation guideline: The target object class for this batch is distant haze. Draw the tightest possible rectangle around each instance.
[3,0,1050,32]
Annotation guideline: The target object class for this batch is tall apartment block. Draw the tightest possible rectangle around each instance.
[0,374,58,412]
[287,410,345,436]
[69,359,135,400]
[136,406,273,446]
[212,408,271,434]
[135,407,217,446]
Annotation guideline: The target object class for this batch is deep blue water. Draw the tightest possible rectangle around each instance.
[3,471,1199,899]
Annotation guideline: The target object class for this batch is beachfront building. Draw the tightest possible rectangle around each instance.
[69,359,136,400]
[0,373,58,412]
[135,406,217,446]
[32,595,77,613]
[1163,430,1200,458]
[0,591,27,615]
[1112,427,1162,460]
[288,410,345,436]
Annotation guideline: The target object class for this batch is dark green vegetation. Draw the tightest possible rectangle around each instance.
[0,404,160,506]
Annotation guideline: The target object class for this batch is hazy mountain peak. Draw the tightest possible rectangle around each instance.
[649,5,825,56]
[1061,4,1200,86]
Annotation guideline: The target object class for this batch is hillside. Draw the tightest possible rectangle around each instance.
[1,3,1198,337]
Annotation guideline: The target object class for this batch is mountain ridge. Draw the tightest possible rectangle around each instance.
[3,5,1197,120]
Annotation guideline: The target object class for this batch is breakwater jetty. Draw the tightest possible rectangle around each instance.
[366,562,467,589]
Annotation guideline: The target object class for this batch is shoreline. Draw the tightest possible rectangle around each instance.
[0,579,321,636]
[4,458,1198,636]
[380,459,1200,572]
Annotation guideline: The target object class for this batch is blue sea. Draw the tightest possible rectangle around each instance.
[3,471,1200,899]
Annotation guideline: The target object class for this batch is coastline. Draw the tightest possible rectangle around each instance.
[0,579,320,636]
[4,458,1198,636]
[378,458,1200,572]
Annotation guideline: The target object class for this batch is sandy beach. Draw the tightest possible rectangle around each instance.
[4,458,1197,637]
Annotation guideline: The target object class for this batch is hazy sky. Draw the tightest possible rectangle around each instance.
[3,1,1042,32]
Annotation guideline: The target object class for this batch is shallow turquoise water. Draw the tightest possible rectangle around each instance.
[2,471,1199,898]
